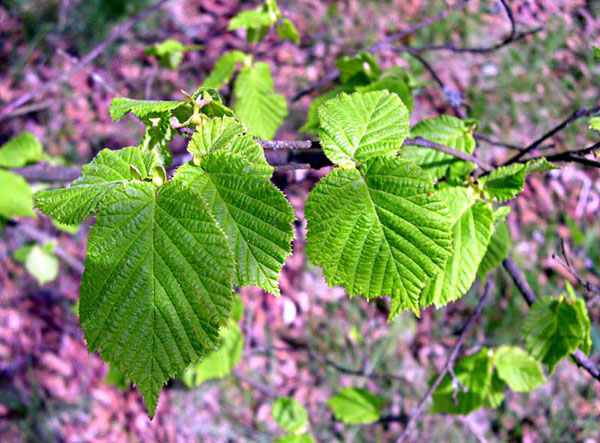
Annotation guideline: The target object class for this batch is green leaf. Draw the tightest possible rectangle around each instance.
[590,117,600,132]
[174,152,294,295]
[13,244,33,263]
[0,170,35,218]
[335,52,381,86]
[522,296,586,374]
[109,97,188,122]
[80,180,235,417]
[356,67,414,112]
[573,297,592,355]
[403,115,476,181]
[271,397,308,432]
[420,187,494,308]
[229,10,276,31]
[190,88,236,119]
[318,91,409,166]
[477,221,510,279]
[306,157,453,316]
[145,39,187,70]
[24,243,59,285]
[299,86,353,134]
[525,157,560,174]
[479,164,526,202]
[277,18,300,44]
[139,113,174,165]
[179,321,243,387]
[593,46,600,60]
[105,364,130,390]
[0,132,43,168]
[228,135,274,178]
[36,147,157,225]
[187,117,245,157]
[327,387,386,424]
[233,62,288,139]
[432,348,503,415]
[274,434,315,443]
[203,51,250,90]
[492,346,545,392]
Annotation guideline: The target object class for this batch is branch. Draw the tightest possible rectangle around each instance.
[404,137,491,171]
[398,279,492,442]
[502,258,600,382]
[0,0,169,121]
[474,133,525,151]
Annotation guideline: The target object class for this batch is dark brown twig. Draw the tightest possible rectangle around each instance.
[398,279,492,442]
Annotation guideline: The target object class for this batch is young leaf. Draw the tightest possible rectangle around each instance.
[327,387,386,424]
[573,297,592,355]
[524,157,559,174]
[492,346,545,392]
[299,85,353,134]
[432,348,502,415]
[403,115,476,181]
[477,221,510,279]
[175,152,294,296]
[335,52,381,86]
[479,164,526,202]
[233,62,288,139]
[203,50,250,90]
[229,10,276,31]
[420,187,494,308]
[0,132,43,168]
[522,296,586,374]
[179,321,243,387]
[271,397,308,432]
[0,170,35,218]
[318,91,409,166]
[277,18,300,44]
[305,157,453,316]
[274,434,315,443]
[187,117,245,157]
[109,97,188,122]
[36,147,157,225]
[24,243,59,285]
[356,67,414,112]
[79,180,235,417]
[145,39,195,70]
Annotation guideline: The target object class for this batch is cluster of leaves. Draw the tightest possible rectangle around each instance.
[144,39,203,71]
[229,0,299,45]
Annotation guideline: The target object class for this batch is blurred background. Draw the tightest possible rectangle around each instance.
[1,0,600,441]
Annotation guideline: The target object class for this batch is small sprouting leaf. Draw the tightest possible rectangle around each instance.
[525,157,560,174]
[152,165,167,187]
[24,243,59,285]
[145,39,200,70]
[80,180,235,417]
[327,387,386,424]
[318,91,409,166]
[306,157,453,316]
[179,321,243,387]
[36,147,157,225]
[277,18,300,44]
[0,170,35,218]
[420,187,494,308]
[479,164,526,201]
[356,67,414,112]
[335,51,381,86]
[432,348,503,415]
[403,115,476,181]
[522,296,586,374]
[0,132,43,168]
[477,221,510,279]
[233,62,288,139]
[492,346,545,392]
[175,152,295,296]
[187,117,245,157]
[271,397,308,432]
[203,50,250,89]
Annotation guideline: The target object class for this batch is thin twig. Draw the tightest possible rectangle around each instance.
[0,0,169,120]
[404,137,491,171]
[474,133,524,151]
[398,279,492,442]
[502,258,600,382]
[232,369,279,398]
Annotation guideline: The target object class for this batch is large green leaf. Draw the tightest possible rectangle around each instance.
[432,348,503,415]
[203,51,250,90]
[233,62,288,139]
[179,320,243,387]
[299,85,353,134]
[327,387,386,424]
[271,397,308,432]
[0,132,43,168]
[477,221,510,279]
[318,91,409,166]
[36,147,157,225]
[479,164,526,202]
[80,180,235,417]
[306,157,453,315]
[492,346,545,392]
[522,296,586,374]
[188,117,245,157]
[403,115,476,181]
[420,187,494,308]
[175,152,294,295]
[0,170,35,218]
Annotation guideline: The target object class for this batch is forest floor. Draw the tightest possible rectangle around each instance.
[1,0,600,441]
